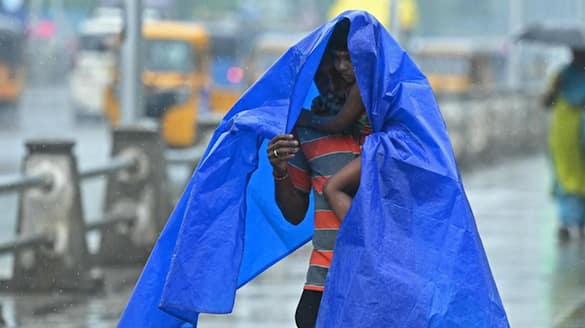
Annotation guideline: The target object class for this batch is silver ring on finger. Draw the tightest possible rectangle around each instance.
[273,149,280,158]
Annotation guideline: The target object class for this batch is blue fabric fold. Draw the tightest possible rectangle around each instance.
[118,10,508,328]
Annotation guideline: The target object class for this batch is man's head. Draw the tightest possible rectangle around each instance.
[332,50,355,84]
[327,19,355,84]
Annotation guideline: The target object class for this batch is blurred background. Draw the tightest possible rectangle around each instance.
[0,0,585,327]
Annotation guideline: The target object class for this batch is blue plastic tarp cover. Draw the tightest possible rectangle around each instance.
[118,10,509,328]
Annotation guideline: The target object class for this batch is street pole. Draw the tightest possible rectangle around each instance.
[120,0,144,124]
[390,0,401,43]
[507,0,523,91]
[577,0,584,24]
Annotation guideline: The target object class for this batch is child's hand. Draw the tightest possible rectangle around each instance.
[311,97,327,114]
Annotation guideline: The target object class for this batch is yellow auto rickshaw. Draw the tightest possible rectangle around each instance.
[105,20,209,148]
[0,17,25,107]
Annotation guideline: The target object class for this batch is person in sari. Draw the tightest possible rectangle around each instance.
[543,48,585,242]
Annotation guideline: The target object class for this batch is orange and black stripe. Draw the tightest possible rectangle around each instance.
[287,126,360,292]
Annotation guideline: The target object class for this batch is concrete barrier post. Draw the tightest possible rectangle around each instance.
[13,140,90,291]
[99,125,171,264]
[442,102,466,163]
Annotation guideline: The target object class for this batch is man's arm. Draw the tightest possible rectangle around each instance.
[267,134,309,225]
[274,173,309,225]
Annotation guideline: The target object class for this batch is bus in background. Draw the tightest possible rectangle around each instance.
[69,14,122,118]
[205,24,249,117]
[410,38,507,98]
[0,15,25,108]
[104,20,209,148]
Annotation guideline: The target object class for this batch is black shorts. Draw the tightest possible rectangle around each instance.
[295,289,323,328]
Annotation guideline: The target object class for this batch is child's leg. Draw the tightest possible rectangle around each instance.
[323,156,361,221]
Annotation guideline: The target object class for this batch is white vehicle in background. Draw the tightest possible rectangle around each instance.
[69,14,122,118]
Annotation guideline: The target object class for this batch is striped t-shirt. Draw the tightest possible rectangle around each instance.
[288,126,360,292]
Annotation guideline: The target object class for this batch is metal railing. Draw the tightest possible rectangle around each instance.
[165,145,206,166]
[0,234,53,255]
[0,173,53,195]
[79,157,138,180]
[0,155,139,259]
[0,157,140,196]
[0,125,206,291]
[85,214,135,232]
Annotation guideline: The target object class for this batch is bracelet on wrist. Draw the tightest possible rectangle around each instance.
[274,174,289,182]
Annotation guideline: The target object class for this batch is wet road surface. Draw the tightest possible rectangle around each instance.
[1,86,585,327]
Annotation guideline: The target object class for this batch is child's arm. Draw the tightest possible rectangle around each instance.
[298,83,365,133]
[323,156,361,221]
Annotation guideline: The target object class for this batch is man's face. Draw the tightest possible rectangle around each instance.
[332,50,355,84]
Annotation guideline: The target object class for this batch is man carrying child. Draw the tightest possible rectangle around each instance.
[267,18,368,327]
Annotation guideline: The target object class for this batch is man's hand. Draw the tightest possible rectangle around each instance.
[267,134,299,176]
[267,134,308,225]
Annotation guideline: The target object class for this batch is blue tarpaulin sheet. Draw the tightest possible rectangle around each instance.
[118,10,509,328]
